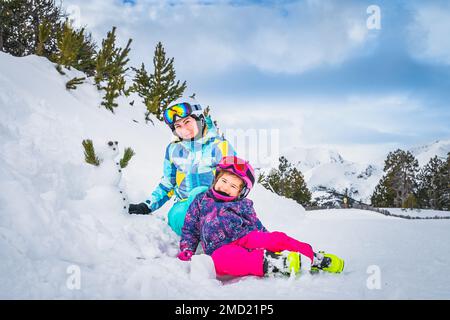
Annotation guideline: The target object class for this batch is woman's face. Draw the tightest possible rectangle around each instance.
[214,171,244,198]
[174,116,199,140]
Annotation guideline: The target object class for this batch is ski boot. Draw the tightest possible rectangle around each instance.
[263,250,301,277]
[310,251,344,274]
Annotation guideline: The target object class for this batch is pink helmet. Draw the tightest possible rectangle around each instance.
[211,156,255,201]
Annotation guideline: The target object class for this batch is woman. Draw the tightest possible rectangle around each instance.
[128,99,236,236]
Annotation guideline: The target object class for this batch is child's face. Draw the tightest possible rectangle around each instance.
[174,116,199,140]
[214,171,244,198]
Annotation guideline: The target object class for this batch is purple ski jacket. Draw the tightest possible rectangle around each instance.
[180,189,267,255]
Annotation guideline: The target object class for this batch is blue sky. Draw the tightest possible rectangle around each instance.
[65,0,450,163]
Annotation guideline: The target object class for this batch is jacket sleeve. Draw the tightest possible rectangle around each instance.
[240,199,268,232]
[146,144,176,212]
[179,195,202,252]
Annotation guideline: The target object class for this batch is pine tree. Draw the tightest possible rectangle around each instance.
[131,42,187,122]
[73,29,96,76]
[0,0,65,57]
[432,152,450,210]
[119,147,135,169]
[371,149,421,208]
[52,21,81,70]
[1,0,35,55]
[257,172,266,184]
[260,156,311,206]
[82,139,100,166]
[260,156,289,196]
[36,19,51,56]
[435,152,450,210]
[66,76,85,90]
[95,28,116,87]
[130,63,152,111]
[277,156,292,196]
[371,175,396,207]
[384,149,419,208]
[95,27,132,113]
[288,167,312,205]
[261,168,281,194]
[49,20,96,76]
[30,0,64,55]
[101,75,124,112]
[417,156,444,209]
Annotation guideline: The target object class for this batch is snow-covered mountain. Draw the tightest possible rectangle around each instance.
[409,139,450,167]
[1,52,450,299]
[284,146,382,205]
[285,147,346,173]
[283,139,450,206]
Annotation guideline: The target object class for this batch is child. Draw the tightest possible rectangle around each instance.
[177,156,344,277]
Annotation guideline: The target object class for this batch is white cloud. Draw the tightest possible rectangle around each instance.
[63,0,370,75]
[347,21,368,44]
[200,92,438,165]
[408,3,450,65]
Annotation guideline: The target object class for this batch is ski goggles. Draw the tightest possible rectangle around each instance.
[217,156,255,186]
[163,103,202,126]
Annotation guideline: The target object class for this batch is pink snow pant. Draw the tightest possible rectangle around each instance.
[211,230,315,277]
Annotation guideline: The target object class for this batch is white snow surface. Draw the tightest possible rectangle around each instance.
[409,139,450,167]
[381,208,450,219]
[1,52,450,299]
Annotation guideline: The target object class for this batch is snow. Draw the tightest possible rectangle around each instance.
[381,208,450,219]
[284,140,449,205]
[409,139,450,167]
[285,146,345,172]
[284,146,384,204]
[1,52,450,299]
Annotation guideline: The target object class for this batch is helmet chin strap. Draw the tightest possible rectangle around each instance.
[191,116,205,141]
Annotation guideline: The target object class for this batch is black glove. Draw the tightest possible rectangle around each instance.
[128,203,151,215]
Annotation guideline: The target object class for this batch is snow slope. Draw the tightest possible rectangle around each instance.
[1,52,450,299]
